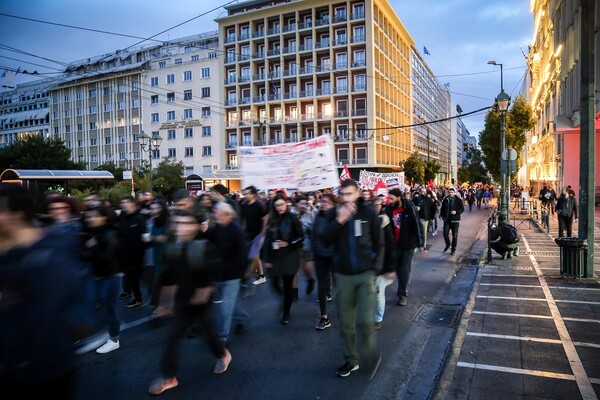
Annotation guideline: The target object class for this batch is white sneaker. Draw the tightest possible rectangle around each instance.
[96,339,120,354]
[252,276,267,285]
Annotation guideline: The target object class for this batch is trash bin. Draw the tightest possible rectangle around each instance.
[554,237,588,278]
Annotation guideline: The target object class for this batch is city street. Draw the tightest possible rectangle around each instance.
[71,205,493,400]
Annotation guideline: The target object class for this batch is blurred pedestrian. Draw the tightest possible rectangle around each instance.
[440,187,464,255]
[322,179,383,379]
[0,184,95,399]
[556,187,577,238]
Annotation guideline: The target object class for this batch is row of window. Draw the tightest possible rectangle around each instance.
[151,107,211,122]
[52,99,140,118]
[149,70,211,86]
[166,126,212,139]
[53,83,140,103]
[165,146,212,158]
[157,53,218,68]
[150,89,207,104]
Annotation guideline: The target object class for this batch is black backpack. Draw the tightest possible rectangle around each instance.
[500,224,519,244]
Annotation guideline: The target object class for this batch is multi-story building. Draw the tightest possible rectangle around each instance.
[216,0,415,176]
[142,32,223,178]
[0,78,55,147]
[527,0,599,198]
[49,32,225,179]
[411,48,452,183]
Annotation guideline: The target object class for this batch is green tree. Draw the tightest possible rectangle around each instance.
[403,151,425,185]
[151,157,185,199]
[424,160,441,183]
[0,135,86,171]
[457,147,490,184]
[479,95,535,181]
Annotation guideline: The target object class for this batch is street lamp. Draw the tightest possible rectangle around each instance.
[138,131,163,191]
[488,60,512,220]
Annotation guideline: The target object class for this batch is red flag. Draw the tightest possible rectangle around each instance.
[374,179,387,195]
[339,164,351,183]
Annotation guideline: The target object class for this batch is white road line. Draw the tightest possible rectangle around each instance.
[456,362,575,381]
[480,283,542,288]
[482,274,538,277]
[466,332,600,349]
[550,287,600,291]
[472,310,600,323]
[476,295,600,306]
[522,235,598,399]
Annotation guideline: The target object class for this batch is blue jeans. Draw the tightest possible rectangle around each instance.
[213,279,249,342]
[374,275,394,323]
[94,274,122,339]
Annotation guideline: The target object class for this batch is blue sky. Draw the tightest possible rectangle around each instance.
[0,0,533,137]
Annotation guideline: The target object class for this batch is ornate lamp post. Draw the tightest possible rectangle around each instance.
[488,61,511,220]
[138,131,163,191]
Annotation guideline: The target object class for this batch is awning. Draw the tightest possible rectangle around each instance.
[199,170,241,180]
[1,169,114,181]
[555,112,600,134]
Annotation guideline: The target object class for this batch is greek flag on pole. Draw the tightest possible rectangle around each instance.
[423,46,431,56]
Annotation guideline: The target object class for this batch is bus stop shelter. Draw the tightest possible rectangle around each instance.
[0,169,114,194]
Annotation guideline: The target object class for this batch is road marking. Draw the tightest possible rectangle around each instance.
[466,332,600,349]
[472,310,600,323]
[457,362,575,381]
[477,295,600,306]
[482,274,539,277]
[522,235,597,400]
[480,283,542,288]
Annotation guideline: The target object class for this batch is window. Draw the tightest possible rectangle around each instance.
[132,82,140,90]
[201,67,210,78]
[132,99,139,108]
[64,94,71,102]
[202,146,212,156]
[65,125,71,133]
[89,105,97,113]
[151,95,159,104]
[209,52,217,59]
[132,151,140,159]
[167,92,175,102]
[201,87,210,97]
[104,103,111,112]
[202,126,211,136]
[77,123,83,131]
[167,111,176,121]
[201,107,211,117]
[52,111,59,119]
[118,101,125,110]
[119,152,126,160]
[191,55,199,62]
[184,109,193,119]
[168,129,176,139]
[91,154,98,162]
[184,128,193,138]
[166,74,175,84]
[90,138,97,146]
[183,70,192,81]
[64,109,71,117]
[159,61,166,68]
[151,77,159,86]
[103,87,110,96]
[152,150,160,159]
[77,139,84,147]
[118,84,126,93]
[185,147,194,157]
[168,148,176,158]
[105,136,112,144]
[119,135,126,143]
[151,113,159,122]
[76,92,82,100]
[175,58,182,65]
[355,147,367,162]
[133,133,139,142]
[183,90,192,100]
[89,89,97,98]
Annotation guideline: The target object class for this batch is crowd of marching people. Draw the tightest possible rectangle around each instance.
[1,180,494,398]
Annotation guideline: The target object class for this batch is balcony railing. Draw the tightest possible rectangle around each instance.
[316,41,330,49]
[299,90,314,98]
[225,35,236,44]
[283,24,297,33]
[226,142,237,149]
[253,30,265,38]
[267,27,281,36]
[334,87,349,94]
[333,14,347,23]
[334,134,350,142]
[283,46,297,54]
[352,109,367,116]
[252,73,265,80]
[334,110,349,118]
[316,88,331,96]
[352,60,366,67]
[238,33,250,41]
[225,99,237,106]
[239,97,251,104]
[353,158,368,164]
[299,43,313,52]
[351,12,365,20]
[267,49,281,57]
[253,51,265,59]
[224,77,236,84]
[253,95,266,102]
[283,92,298,99]
[352,85,366,92]
[298,21,312,30]
[334,38,348,46]
[351,35,366,43]
[225,56,236,63]
[315,17,329,26]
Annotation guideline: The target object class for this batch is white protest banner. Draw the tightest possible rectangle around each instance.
[359,171,405,190]
[237,136,339,192]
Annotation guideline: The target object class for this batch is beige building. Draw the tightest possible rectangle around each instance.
[216,0,415,177]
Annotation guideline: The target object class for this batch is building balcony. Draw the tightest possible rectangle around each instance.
[351,61,366,68]
[252,30,265,38]
[267,49,281,57]
[225,164,240,170]
[353,132,368,141]
[352,109,367,117]
[351,12,365,20]
[353,158,368,165]
[316,88,331,96]
[225,56,236,64]
[333,38,348,46]
[299,90,314,98]
[239,54,251,62]
[332,15,347,24]
[283,69,297,77]
[225,99,237,106]
[239,76,251,83]
[253,51,265,59]
[267,27,281,36]
[282,46,297,54]
[300,113,315,121]
[334,110,349,118]
[224,77,236,85]
[252,73,266,81]
[351,35,366,43]
[283,24,297,33]
[299,43,313,52]
[224,35,236,44]
[269,138,284,145]
[253,95,266,102]
[284,137,299,143]
[315,41,330,49]
[352,85,366,92]
[298,21,312,30]
[332,62,348,70]
[267,94,281,101]
[226,142,237,149]
[238,33,250,41]
[334,134,350,142]
[315,17,330,26]
[299,67,313,75]
[334,87,348,94]
[283,92,298,100]
[239,97,251,105]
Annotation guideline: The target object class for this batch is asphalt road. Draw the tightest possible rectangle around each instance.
[72,205,492,400]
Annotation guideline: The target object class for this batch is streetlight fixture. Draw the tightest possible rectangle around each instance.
[138,131,163,191]
[488,60,512,220]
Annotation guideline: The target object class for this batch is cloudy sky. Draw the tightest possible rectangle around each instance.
[0,0,533,137]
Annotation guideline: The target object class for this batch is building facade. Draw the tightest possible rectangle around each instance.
[0,78,55,148]
[216,0,415,177]
[527,0,600,198]
[411,48,452,183]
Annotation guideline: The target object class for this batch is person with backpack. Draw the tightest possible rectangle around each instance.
[556,187,577,237]
[490,214,520,259]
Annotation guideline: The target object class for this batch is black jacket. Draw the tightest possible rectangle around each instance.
[414,195,434,220]
[81,226,121,278]
[385,201,424,250]
[556,195,577,218]
[202,221,248,282]
[263,211,304,264]
[311,209,335,257]
[322,203,382,275]
[440,195,465,223]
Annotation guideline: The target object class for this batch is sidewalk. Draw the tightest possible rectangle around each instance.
[434,219,600,399]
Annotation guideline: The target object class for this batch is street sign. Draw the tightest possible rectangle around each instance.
[501,160,517,174]
[123,171,132,180]
[502,148,517,161]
